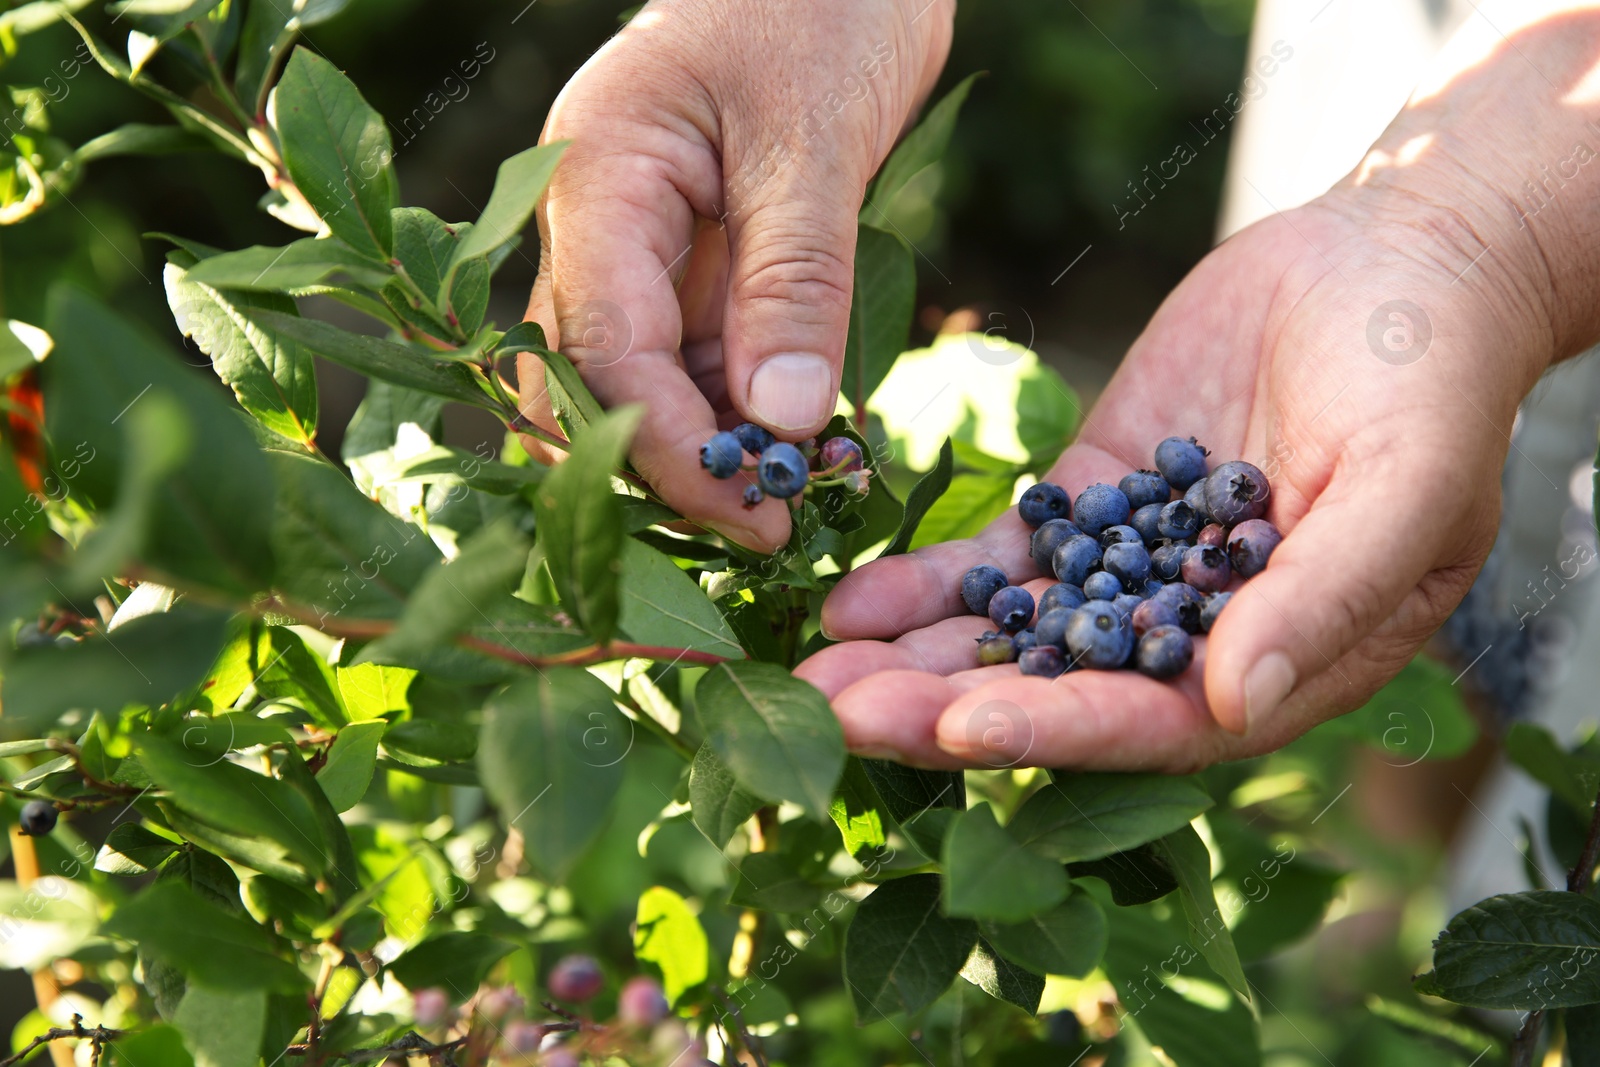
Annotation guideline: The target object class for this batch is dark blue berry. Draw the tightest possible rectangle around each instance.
[977,635,1018,666]
[1201,591,1233,632]
[1154,436,1208,490]
[1072,483,1130,536]
[1099,525,1142,548]
[1150,542,1187,581]
[1013,629,1038,654]
[1157,500,1201,541]
[1154,582,1205,634]
[1227,519,1281,579]
[1103,541,1152,590]
[731,422,775,456]
[1019,645,1066,678]
[820,436,864,472]
[1034,608,1073,650]
[1183,478,1212,525]
[1181,544,1232,594]
[961,565,1008,616]
[1139,578,1165,599]
[1038,582,1087,617]
[1111,593,1143,618]
[742,485,764,507]
[19,800,55,836]
[1197,523,1227,547]
[1018,482,1072,528]
[1030,519,1082,575]
[1118,469,1171,510]
[700,432,744,479]
[1204,460,1269,525]
[1131,597,1180,636]
[1065,601,1135,670]
[1051,535,1103,586]
[1083,571,1121,601]
[1136,624,1194,679]
[1130,503,1164,545]
[988,586,1035,634]
[757,442,809,498]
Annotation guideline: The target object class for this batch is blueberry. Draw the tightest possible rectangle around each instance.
[756,442,809,498]
[1197,523,1228,548]
[1099,524,1142,548]
[1130,503,1165,545]
[1138,578,1165,599]
[742,485,765,508]
[1034,608,1073,650]
[1103,541,1152,590]
[1030,519,1083,574]
[1227,519,1282,579]
[1181,544,1232,594]
[1072,483,1130,536]
[820,436,864,473]
[1118,469,1171,510]
[1156,500,1201,541]
[1136,625,1194,679]
[18,800,55,837]
[1131,597,1181,636]
[1051,535,1103,586]
[1154,436,1208,490]
[1204,460,1270,525]
[1019,645,1066,678]
[1154,582,1205,634]
[1038,582,1087,617]
[731,422,775,456]
[1150,542,1186,581]
[618,976,669,1028]
[988,586,1035,634]
[549,955,605,1002]
[1200,591,1233,632]
[1065,601,1135,670]
[961,565,1008,616]
[1083,571,1121,601]
[699,432,744,479]
[1013,629,1038,654]
[1018,482,1072,528]
[1111,593,1143,618]
[1183,478,1212,525]
[978,634,1018,666]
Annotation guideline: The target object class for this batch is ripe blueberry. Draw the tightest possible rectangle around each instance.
[742,485,764,508]
[961,565,1008,616]
[1030,519,1083,574]
[1154,436,1208,490]
[1156,500,1201,541]
[1201,591,1233,632]
[618,976,670,1028]
[1065,601,1135,670]
[1197,523,1228,548]
[1136,625,1194,679]
[1034,608,1073,650]
[1227,519,1282,578]
[1019,645,1067,678]
[549,954,605,1002]
[1118,469,1171,510]
[1038,582,1087,617]
[1130,503,1165,545]
[1051,534,1103,586]
[820,436,864,473]
[1138,578,1165,599]
[1153,582,1205,634]
[731,422,775,456]
[1111,593,1144,618]
[1181,544,1232,594]
[1204,460,1269,525]
[18,800,55,837]
[1150,542,1186,581]
[988,585,1036,633]
[1018,482,1072,528]
[1013,629,1039,654]
[699,432,743,479]
[1103,541,1152,590]
[1099,525,1142,548]
[1083,571,1121,601]
[978,634,1018,666]
[1072,483,1130,536]
[1131,597,1180,636]
[1183,478,1212,525]
[757,442,809,498]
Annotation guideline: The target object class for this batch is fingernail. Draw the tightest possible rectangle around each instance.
[748,353,833,431]
[1243,652,1296,731]
[856,745,907,763]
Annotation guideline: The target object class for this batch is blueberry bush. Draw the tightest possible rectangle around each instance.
[0,3,1597,1066]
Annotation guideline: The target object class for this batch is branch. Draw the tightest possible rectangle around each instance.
[0,1016,123,1067]
[1509,1010,1542,1067]
[288,1032,466,1063]
[1568,783,1600,892]
[711,988,768,1067]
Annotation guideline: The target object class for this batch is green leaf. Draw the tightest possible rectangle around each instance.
[910,470,1014,550]
[478,669,630,881]
[174,984,267,1067]
[634,885,710,1005]
[844,874,977,1021]
[382,719,476,765]
[980,891,1108,977]
[388,930,513,997]
[842,224,915,412]
[618,538,743,658]
[1328,657,1479,764]
[76,122,210,163]
[388,444,544,495]
[316,720,385,812]
[448,143,566,271]
[1570,1004,1600,1067]
[236,0,354,109]
[868,74,978,214]
[960,938,1043,1014]
[272,47,395,259]
[0,606,230,737]
[391,207,467,302]
[449,257,491,333]
[1008,773,1214,863]
[830,758,889,858]
[335,663,414,718]
[497,322,605,431]
[1506,721,1600,814]
[859,759,965,823]
[96,823,181,876]
[1067,844,1178,906]
[1208,813,1340,962]
[727,852,823,913]
[0,878,99,972]
[183,237,392,292]
[689,742,763,849]
[531,406,641,644]
[158,805,311,886]
[1415,891,1600,1009]
[342,380,445,464]
[0,0,94,37]
[1153,824,1249,1003]
[695,662,845,821]
[880,437,954,557]
[942,803,1068,922]
[104,881,306,993]
[249,625,346,727]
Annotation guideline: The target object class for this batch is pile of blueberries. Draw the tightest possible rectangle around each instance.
[961,436,1281,681]
[699,423,870,506]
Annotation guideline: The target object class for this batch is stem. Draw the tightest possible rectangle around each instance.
[1568,783,1600,892]
[1510,1010,1542,1067]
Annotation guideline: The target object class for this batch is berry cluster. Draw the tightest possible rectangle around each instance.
[961,436,1279,680]
[699,424,870,506]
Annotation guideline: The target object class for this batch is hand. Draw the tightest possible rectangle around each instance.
[516,0,953,552]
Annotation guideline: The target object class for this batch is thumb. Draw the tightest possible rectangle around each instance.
[720,166,862,437]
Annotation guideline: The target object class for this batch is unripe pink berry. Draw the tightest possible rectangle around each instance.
[504,1021,547,1053]
[820,436,864,473]
[478,986,524,1022]
[412,988,450,1029]
[547,954,604,1001]
[617,975,669,1028]
[541,1048,580,1067]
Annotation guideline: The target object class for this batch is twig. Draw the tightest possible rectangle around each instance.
[1509,1010,1542,1067]
[289,1031,466,1063]
[1568,783,1600,892]
[711,988,768,1067]
[0,1016,123,1067]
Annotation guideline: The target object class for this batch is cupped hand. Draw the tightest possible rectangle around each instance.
[797,194,1554,771]
[516,0,952,552]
